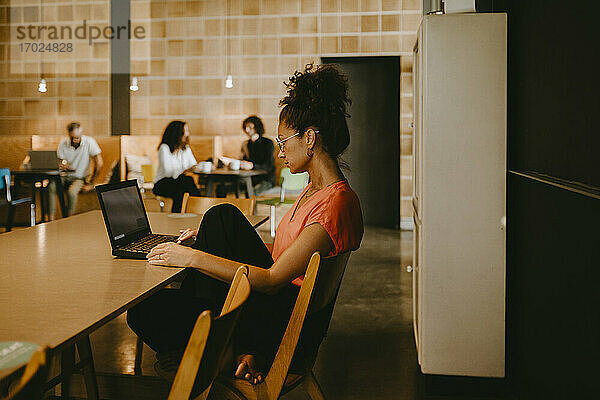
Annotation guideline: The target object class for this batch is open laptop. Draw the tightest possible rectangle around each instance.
[28,150,60,170]
[96,180,191,259]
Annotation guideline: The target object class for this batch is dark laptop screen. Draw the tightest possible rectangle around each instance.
[98,184,149,241]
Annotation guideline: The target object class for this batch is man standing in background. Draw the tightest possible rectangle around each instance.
[48,122,103,219]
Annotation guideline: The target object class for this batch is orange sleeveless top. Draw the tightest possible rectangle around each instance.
[271,180,364,286]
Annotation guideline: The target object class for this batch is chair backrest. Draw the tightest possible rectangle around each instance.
[142,196,173,213]
[280,168,309,202]
[261,251,351,398]
[3,347,50,400]
[141,164,155,183]
[169,266,251,400]
[0,168,9,191]
[181,194,255,216]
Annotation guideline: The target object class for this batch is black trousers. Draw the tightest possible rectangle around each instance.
[153,175,201,213]
[126,204,302,366]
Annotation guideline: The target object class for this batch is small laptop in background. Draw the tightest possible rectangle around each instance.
[28,150,60,170]
[96,180,192,259]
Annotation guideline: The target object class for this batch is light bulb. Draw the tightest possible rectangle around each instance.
[38,78,47,93]
[130,77,139,91]
[225,74,233,89]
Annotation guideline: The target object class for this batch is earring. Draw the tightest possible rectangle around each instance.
[306,148,313,157]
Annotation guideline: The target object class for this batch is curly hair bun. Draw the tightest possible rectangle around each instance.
[279,63,352,159]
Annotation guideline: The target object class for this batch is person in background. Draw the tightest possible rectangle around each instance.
[153,120,201,213]
[240,116,275,194]
[48,122,103,219]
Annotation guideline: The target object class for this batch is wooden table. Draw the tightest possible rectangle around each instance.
[0,210,267,395]
[194,168,267,198]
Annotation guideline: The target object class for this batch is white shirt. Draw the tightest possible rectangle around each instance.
[154,143,197,183]
[57,135,101,179]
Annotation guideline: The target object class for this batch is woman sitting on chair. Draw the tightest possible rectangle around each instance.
[127,64,364,384]
[152,121,201,212]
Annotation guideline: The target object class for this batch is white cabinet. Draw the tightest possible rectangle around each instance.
[411,13,507,378]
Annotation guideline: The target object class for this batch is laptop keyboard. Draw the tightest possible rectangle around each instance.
[120,234,177,253]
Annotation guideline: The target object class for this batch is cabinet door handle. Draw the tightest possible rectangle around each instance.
[407,265,413,273]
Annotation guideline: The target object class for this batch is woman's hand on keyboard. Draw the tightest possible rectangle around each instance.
[176,228,197,244]
[147,242,196,267]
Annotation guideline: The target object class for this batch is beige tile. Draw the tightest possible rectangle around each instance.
[243,0,260,15]
[203,79,223,96]
[186,118,203,134]
[150,99,168,116]
[7,100,24,116]
[74,100,90,116]
[166,22,185,38]
[74,5,91,21]
[341,36,358,53]
[261,17,280,35]
[341,0,358,12]
[301,0,319,13]
[243,18,259,35]
[131,60,150,76]
[401,55,413,72]
[321,36,338,53]
[321,0,339,13]
[321,15,338,33]
[382,14,400,32]
[262,38,280,55]
[151,119,169,134]
[341,16,359,33]
[93,4,109,21]
[203,0,225,16]
[302,36,319,54]
[150,22,166,38]
[261,0,280,15]
[185,40,203,56]
[261,57,279,75]
[150,80,167,96]
[131,98,149,116]
[199,58,221,76]
[93,119,109,136]
[402,13,422,33]
[205,19,223,36]
[58,5,73,21]
[151,2,166,18]
[281,37,299,55]
[242,78,259,95]
[361,35,379,53]
[186,19,204,36]
[401,135,413,156]
[401,33,417,53]
[167,40,183,57]
[131,2,150,19]
[186,1,203,17]
[400,156,413,176]
[184,79,203,96]
[168,80,184,96]
[242,38,259,56]
[281,17,299,34]
[168,99,186,115]
[402,0,421,10]
[132,42,150,58]
[361,0,379,11]
[204,117,224,135]
[151,60,166,76]
[226,19,240,36]
[382,0,401,11]
[131,119,150,134]
[240,57,260,76]
[281,0,300,13]
[224,98,240,115]
[361,15,379,32]
[382,34,400,52]
[301,16,318,33]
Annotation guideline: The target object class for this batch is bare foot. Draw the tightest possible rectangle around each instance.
[235,354,264,385]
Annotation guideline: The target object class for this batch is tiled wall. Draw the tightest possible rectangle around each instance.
[1,0,420,219]
[0,0,111,136]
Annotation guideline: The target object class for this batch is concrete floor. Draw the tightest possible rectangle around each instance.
[81,225,419,400]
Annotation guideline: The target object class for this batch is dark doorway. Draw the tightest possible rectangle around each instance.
[322,57,400,228]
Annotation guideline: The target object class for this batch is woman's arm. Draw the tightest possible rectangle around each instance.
[147,223,333,294]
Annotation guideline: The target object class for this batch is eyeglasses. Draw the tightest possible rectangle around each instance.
[275,129,319,152]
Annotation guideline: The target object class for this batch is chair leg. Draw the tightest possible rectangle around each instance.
[60,344,75,400]
[303,371,326,400]
[270,205,276,239]
[76,335,99,400]
[134,336,144,375]
[6,204,15,232]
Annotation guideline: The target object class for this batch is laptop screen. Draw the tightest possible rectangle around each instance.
[98,183,150,241]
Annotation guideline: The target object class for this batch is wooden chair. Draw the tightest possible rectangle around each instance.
[142,196,173,213]
[2,347,50,400]
[209,251,352,400]
[182,193,256,215]
[167,266,251,400]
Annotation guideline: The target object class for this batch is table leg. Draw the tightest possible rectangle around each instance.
[54,176,68,218]
[60,344,75,400]
[76,336,99,400]
[206,177,216,197]
[243,176,254,198]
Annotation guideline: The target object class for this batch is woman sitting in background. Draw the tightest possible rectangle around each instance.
[128,64,363,384]
[153,121,201,212]
[240,115,276,194]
